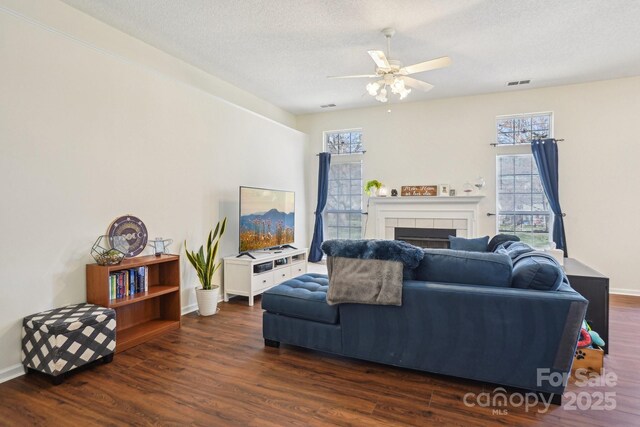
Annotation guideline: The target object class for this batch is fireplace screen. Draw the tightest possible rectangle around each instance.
[394,227,456,249]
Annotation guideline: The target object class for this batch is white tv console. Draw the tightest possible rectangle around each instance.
[223,248,308,306]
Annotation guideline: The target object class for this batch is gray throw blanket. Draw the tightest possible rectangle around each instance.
[326,256,403,306]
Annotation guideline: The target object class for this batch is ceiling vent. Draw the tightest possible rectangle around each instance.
[320,103,336,108]
[506,80,531,86]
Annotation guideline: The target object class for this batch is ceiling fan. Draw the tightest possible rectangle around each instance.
[328,28,451,103]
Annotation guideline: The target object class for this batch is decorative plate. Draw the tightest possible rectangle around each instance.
[107,215,148,257]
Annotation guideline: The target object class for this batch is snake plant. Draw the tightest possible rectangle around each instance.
[185,218,227,290]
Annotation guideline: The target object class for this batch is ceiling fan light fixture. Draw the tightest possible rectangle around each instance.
[399,88,411,100]
[366,82,380,96]
[375,87,388,103]
[390,77,406,94]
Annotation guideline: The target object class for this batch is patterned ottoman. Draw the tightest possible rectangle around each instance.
[22,303,116,384]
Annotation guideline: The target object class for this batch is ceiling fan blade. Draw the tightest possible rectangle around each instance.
[327,74,378,79]
[402,76,434,92]
[368,50,390,69]
[401,56,451,75]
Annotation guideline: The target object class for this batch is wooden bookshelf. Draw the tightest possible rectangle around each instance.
[86,254,181,353]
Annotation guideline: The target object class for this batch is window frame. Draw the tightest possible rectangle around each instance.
[494,112,554,248]
[495,111,553,146]
[323,128,365,156]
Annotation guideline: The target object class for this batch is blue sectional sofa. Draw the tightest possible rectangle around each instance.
[262,246,588,401]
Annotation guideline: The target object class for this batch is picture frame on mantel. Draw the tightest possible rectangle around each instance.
[438,184,450,196]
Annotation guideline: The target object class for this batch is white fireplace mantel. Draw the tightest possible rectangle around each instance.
[366,196,484,239]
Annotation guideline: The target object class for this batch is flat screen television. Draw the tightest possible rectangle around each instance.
[239,186,295,252]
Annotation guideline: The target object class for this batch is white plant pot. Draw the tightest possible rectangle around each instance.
[195,286,220,316]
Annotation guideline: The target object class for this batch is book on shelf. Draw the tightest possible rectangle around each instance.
[108,266,149,300]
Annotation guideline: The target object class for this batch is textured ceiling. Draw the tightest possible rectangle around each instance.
[60,0,640,115]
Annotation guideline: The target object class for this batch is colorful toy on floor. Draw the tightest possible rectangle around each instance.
[578,320,605,348]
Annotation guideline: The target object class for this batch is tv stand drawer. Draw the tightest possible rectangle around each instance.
[291,263,306,276]
[252,272,274,293]
[273,267,292,284]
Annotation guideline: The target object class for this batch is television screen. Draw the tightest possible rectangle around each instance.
[239,186,295,252]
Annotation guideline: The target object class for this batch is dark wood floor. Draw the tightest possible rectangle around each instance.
[1,295,639,426]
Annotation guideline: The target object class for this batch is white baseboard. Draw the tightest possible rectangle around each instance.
[610,288,640,297]
[0,364,25,384]
[181,303,198,316]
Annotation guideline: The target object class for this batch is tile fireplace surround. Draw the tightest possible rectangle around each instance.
[366,196,484,240]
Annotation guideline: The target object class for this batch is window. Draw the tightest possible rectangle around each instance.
[495,112,553,248]
[497,155,552,247]
[496,112,552,145]
[325,130,363,155]
[324,129,364,240]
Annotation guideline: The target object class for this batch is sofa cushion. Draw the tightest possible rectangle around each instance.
[488,234,520,252]
[413,249,513,287]
[512,253,566,291]
[448,236,489,252]
[262,274,338,324]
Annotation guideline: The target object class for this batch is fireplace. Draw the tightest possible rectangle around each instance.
[367,195,483,242]
[394,227,456,249]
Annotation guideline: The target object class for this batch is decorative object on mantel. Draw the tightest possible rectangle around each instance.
[91,235,127,266]
[449,189,456,197]
[185,218,227,316]
[107,215,148,257]
[391,189,398,197]
[378,186,388,197]
[438,184,450,196]
[364,179,383,196]
[474,177,486,191]
[149,237,174,256]
[462,182,474,195]
[401,185,438,196]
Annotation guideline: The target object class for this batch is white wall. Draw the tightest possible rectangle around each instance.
[298,76,640,296]
[0,0,297,129]
[0,2,307,379]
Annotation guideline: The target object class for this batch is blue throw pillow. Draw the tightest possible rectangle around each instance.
[512,253,566,291]
[496,241,535,260]
[448,235,489,252]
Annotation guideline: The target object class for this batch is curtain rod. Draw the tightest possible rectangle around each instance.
[316,151,367,156]
[490,138,564,147]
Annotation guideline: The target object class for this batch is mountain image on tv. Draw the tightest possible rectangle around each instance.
[240,187,295,252]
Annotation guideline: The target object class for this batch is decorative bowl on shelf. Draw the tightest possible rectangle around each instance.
[462,182,474,194]
[91,235,128,266]
[474,176,486,191]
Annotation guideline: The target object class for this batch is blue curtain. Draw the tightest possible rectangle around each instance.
[531,139,568,257]
[309,152,331,262]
